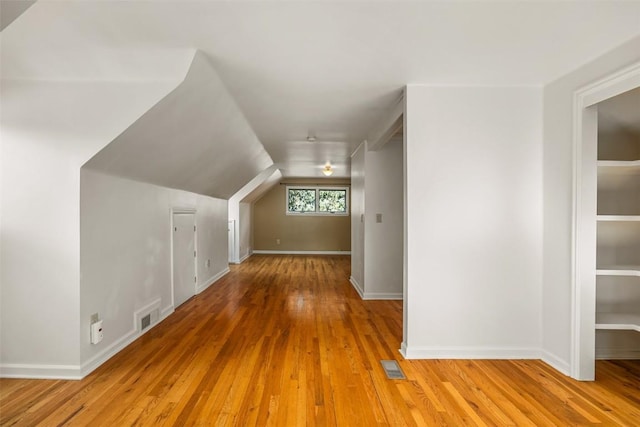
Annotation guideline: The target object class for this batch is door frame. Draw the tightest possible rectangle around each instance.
[571,62,640,380]
[228,219,236,263]
[171,208,197,309]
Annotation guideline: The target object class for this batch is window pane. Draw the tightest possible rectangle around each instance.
[288,189,316,212]
[318,190,346,213]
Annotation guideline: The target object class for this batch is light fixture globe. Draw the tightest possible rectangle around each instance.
[322,165,334,176]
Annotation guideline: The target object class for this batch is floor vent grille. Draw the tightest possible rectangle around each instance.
[381,360,406,380]
[141,313,151,331]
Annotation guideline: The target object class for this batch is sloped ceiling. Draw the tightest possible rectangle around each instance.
[240,169,283,204]
[3,1,640,180]
[0,0,35,31]
[83,51,273,199]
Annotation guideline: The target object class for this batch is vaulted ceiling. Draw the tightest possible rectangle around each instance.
[2,0,640,189]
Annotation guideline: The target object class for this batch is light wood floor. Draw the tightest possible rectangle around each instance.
[1,255,639,426]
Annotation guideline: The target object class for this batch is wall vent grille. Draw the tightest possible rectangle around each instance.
[134,298,162,332]
[141,313,151,331]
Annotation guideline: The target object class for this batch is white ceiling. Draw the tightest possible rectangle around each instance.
[83,51,273,199]
[2,0,640,180]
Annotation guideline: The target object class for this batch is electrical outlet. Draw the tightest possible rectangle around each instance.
[90,313,99,323]
[276,239,281,245]
[206,259,211,268]
[376,213,383,223]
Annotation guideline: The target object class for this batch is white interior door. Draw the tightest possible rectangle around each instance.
[173,213,196,308]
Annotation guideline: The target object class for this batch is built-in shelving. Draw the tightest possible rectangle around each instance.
[596,266,640,277]
[594,105,640,360]
[596,313,640,333]
[597,215,640,222]
[597,160,640,174]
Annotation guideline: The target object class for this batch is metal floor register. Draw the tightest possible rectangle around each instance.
[380,360,406,380]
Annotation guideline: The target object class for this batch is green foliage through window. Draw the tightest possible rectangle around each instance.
[287,187,349,215]
[318,190,346,213]
[287,189,316,213]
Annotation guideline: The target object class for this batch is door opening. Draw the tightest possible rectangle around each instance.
[173,211,196,308]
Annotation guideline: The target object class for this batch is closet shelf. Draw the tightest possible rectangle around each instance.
[596,215,640,222]
[597,160,640,175]
[596,266,640,277]
[596,313,640,333]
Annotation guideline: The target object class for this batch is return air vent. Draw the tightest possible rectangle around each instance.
[141,313,151,331]
[134,298,161,332]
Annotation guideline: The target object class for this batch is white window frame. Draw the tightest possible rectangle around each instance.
[285,186,350,216]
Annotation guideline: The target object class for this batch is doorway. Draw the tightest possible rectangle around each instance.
[573,63,640,380]
[172,211,196,308]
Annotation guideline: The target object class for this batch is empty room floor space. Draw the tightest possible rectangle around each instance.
[1,255,639,426]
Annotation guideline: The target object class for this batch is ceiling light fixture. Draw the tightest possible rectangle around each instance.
[322,164,334,176]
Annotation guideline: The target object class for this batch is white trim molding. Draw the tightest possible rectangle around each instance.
[400,346,541,360]
[571,61,640,381]
[361,292,403,301]
[541,351,571,377]
[0,303,178,380]
[197,267,230,294]
[239,250,252,263]
[253,250,351,255]
[0,364,83,380]
[80,304,174,378]
[350,276,364,298]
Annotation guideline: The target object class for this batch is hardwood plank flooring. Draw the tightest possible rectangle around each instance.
[1,255,639,426]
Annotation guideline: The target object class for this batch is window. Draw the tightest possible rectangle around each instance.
[286,186,349,215]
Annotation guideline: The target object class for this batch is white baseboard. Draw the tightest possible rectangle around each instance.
[400,342,408,358]
[349,277,402,300]
[230,251,252,265]
[400,345,541,359]
[253,250,351,255]
[239,251,252,263]
[596,348,640,359]
[350,276,364,298]
[196,267,230,294]
[80,329,138,378]
[0,363,82,380]
[0,305,176,380]
[161,305,175,319]
[80,305,174,378]
[541,350,571,376]
[362,292,403,300]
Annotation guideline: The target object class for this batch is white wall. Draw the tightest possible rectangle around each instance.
[403,85,543,358]
[363,139,404,299]
[542,35,640,375]
[350,143,366,294]
[238,203,252,262]
[79,169,228,374]
[0,79,179,378]
[228,166,279,263]
[350,137,403,300]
